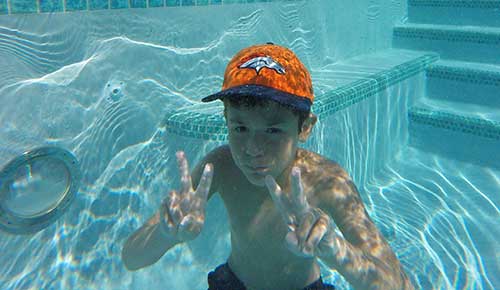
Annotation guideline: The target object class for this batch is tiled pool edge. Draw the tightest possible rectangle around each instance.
[312,53,438,116]
[427,63,500,86]
[164,53,440,142]
[408,0,500,8]
[0,0,303,15]
[409,107,500,140]
[393,25,500,45]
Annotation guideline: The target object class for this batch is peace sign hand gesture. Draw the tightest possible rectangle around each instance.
[159,151,213,243]
[264,167,341,258]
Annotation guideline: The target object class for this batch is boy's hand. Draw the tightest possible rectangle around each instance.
[265,167,341,258]
[159,151,213,242]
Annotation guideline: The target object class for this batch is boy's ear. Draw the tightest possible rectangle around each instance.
[298,113,317,142]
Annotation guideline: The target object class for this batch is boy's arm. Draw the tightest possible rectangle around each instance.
[121,211,182,271]
[315,176,414,290]
[121,147,221,271]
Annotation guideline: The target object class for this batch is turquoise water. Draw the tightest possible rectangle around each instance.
[0,1,499,289]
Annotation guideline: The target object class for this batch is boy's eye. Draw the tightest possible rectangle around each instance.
[267,128,281,133]
[233,126,245,132]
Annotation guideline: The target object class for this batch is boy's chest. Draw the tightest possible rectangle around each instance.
[219,182,301,271]
[216,170,321,289]
[220,179,287,239]
[216,163,318,255]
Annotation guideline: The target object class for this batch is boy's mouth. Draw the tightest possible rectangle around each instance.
[247,165,269,172]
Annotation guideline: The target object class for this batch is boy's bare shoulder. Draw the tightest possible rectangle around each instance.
[295,150,359,210]
[296,149,351,186]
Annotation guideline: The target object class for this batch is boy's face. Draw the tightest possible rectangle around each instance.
[224,101,316,189]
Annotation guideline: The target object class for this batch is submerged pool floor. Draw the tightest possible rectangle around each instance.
[364,146,499,290]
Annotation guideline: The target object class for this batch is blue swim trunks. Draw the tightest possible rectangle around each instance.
[207,263,335,290]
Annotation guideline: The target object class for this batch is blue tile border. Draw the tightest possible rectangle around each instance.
[149,0,163,7]
[65,0,87,10]
[89,0,108,10]
[394,25,500,45]
[427,64,500,87]
[409,107,500,140]
[408,0,500,8]
[313,54,439,117]
[2,0,301,14]
[163,53,440,141]
[130,0,146,8]
[110,0,127,8]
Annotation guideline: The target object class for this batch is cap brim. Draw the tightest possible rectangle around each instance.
[201,84,311,112]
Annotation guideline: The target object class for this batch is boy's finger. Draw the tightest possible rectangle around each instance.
[167,191,183,226]
[265,175,291,220]
[285,231,299,254]
[170,206,184,228]
[176,151,193,193]
[265,175,285,209]
[285,231,313,258]
[195,163,213,201]
[296,210,315,249]
[265,175,280,199]
[305,215,329,254]
[177,214,203,241]
[290,167,310,216]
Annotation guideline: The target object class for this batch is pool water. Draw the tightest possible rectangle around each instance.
[0,1,499,289]
[366,147,499,289]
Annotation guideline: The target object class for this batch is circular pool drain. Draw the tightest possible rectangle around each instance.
[0,147,80,235]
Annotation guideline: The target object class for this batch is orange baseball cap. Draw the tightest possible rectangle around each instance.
[202,43,314,112]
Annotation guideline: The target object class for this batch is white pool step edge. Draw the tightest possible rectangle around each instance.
[408,98,500,169]
[409,97,500,135]
[393,23,500,64]
[425,60,500,108]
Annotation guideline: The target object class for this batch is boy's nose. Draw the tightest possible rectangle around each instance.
[244,135,266,156]
[245,144,264,157]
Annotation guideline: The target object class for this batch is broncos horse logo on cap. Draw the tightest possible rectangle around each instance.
[239,56,286,75]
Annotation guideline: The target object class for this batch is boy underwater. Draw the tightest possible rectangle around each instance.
[122,43,414,290]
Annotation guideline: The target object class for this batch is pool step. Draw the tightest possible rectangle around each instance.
[408,98,500,169]
[408,0,500,27]
[393,24,500,65]
[426,60,500,109]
